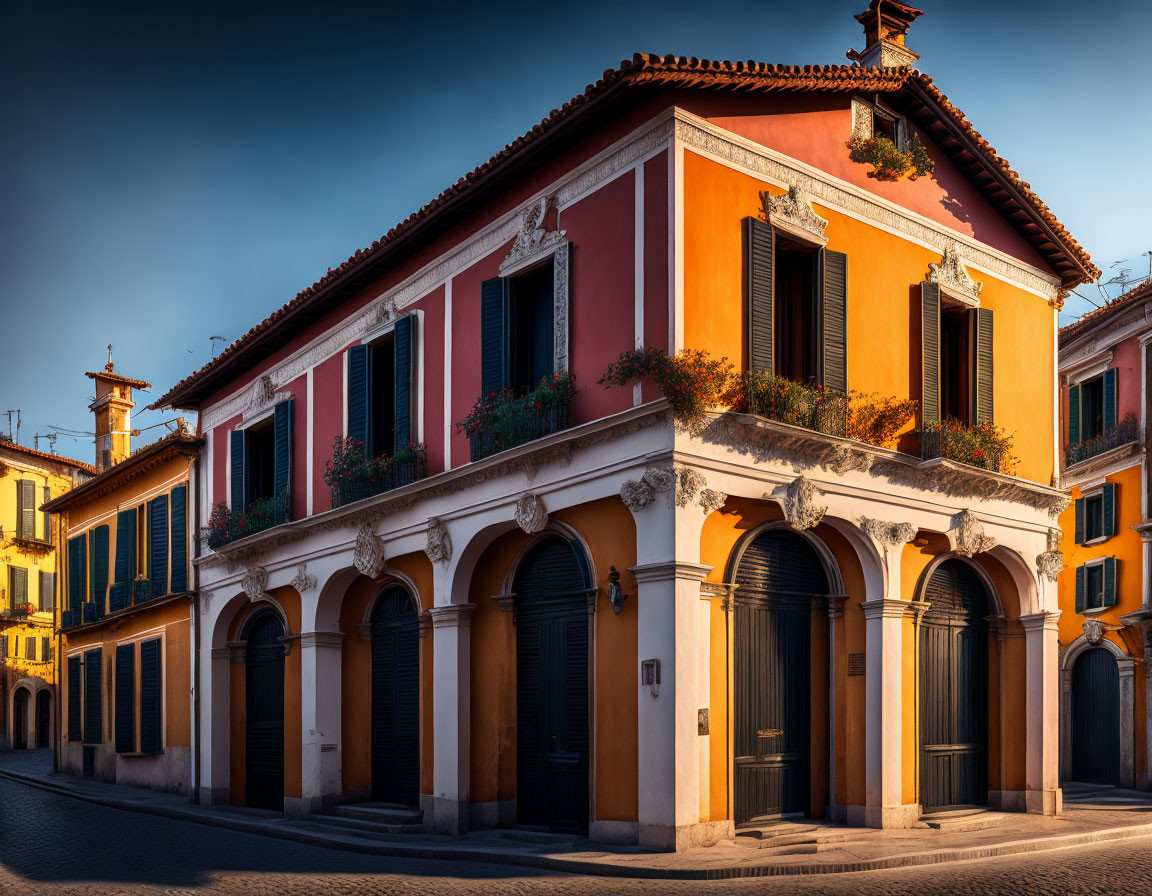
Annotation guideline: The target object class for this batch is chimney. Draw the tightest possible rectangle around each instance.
[85,347,151,472]
[847,0,924,69]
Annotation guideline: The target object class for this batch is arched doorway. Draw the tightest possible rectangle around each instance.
[514,535,592,833]
[732,528,830,824]
[244,611,286,811]
[12,688,29,750]
[1070,647,1120,784]
[370,585,420,806]
[919,559,991,811]
[35,690,51,748]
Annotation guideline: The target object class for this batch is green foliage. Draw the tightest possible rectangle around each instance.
[921,418,1015,473]
[846,132,935,182]
[598,347,733,430]
[848,393,919,448]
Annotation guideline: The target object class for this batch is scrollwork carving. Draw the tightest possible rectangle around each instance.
[761,186,829,243]
[353,523,387,579]
[859,517,917,552]
[783,475,827,531]
[698,488,727,516]
[674,466,707,508]
[515,493,548,534]
[500,196,567,274]
[951,510,995,557]
[290,564,316,593]
[425,517,452,566]
[927,243,983,305]
[1036,527,1064,583]
[241,566,269,602]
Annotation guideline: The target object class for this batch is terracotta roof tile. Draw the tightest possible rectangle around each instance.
[0,440,95,474]
[154,55,1096,410]
[1060,279,1152,345]
[85,370,151,389]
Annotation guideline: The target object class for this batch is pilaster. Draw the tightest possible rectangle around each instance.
[428,602,476,835]
[1021,610,1062,815]
[297,631,344,817]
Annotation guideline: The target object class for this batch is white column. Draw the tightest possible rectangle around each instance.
[298,631,344,816]
[428,602,475,834]
[1022,609,1062,815]
[200,645,233,805]
[1118,655,1136,789]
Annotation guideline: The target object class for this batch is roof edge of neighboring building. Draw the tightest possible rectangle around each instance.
[152,54,1098,411]
[0,440,95,475]
[1059,279,1152,348]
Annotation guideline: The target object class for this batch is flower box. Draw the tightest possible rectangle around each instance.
[920,421,1011,473]
[468,403,569,463]
[1065,417,1139,468]
[206,493,291,549]
[132,577,152,606]
[331,449,427,509]
[741,372,849,438]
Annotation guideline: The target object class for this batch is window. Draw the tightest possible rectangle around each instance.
[39,571,55,612]
[42,486,51,545]
[8,566,27,610]
[67,655,82,741]
[481,265,554,398]
[347,318,415,462]
[921,284,993,428]
[115,643,135,753]
[41,637,50,662]
[774,236,820,384]
[140,638,162,754]
[148,496,168,599]
[1069,369,1117,446]
[83,648,103,744]
[0,637,7,659]
[1075,557,1117,614]
[244,417,276,504]
[229,399,294,516]
[15,480,35,540]
[1079,375,1105,442]
[25,637,36,662]
[1075,484,1116,544]
[1084,564,1105,611]
[940,305,973,424]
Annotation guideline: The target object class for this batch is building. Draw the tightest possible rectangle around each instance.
[1057,279,1152,790]
[0,440,92,751]
[43,361,202,793]
[151,3,1095,848]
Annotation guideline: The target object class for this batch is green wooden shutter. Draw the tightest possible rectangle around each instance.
[1068,384,1082,445]
[41,637,50,661]
[1102,483,1117,538]
[1103,557,1118,609]
[92,525,109,616]
[83,648,102,744]
[347,344,372,450]
[115,643,135,753]
[17,480,34,540]
[170,486,188,593]
[1074,497,1086,545]
[821,249,848,392]
[975,308,994,424]
[114,509,137,585]
[394,315,413,451]
[1103,368,1118,431]
[921,282,941,424]
[230,429,248,513]
[39,571,54,612]
[67,535,85,611]
[11,567,27,607]
[744,218,775,374]
[273,399,294,509]
[67,655,82,740]
[480,277,509,397]
[139,638,162,754]
[42,485,51,544]
[1075,565,1086,614]
[26,637,36,661]
[148,496,168,599]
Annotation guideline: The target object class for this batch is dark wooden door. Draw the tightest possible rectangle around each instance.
[515,537,590,834]
[371,586,420,805]
[12,688,28,750]
[245,612,285,811]
[733,530,828,824]
[1071,647,1120,784]
[920,560,989,812]
[35,690,50,748]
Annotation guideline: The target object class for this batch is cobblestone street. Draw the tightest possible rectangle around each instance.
[0,773,1148,896]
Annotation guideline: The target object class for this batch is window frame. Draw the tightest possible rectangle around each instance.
[1081,557,1108,614]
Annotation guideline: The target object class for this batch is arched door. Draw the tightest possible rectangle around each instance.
[515,536,591,833]
[35,690,51,748]
[920,560,990,811]
[371,586,420,805]
[12,688,29,750]
[733,529,829,824]
[245,611,285,811]
[1071,647,1120,784]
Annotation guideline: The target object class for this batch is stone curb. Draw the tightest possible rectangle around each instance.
[4,766,1152,880]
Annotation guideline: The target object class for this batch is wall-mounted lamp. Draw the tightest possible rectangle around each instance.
[607,566,628,614]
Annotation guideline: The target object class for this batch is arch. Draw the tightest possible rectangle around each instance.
[1069,647,1121,785]
[914,552,1004,617]
[361,572,423,628]
[724,520,846,596]
[502,520,595,597]
[368,584,421,805]
[1061,633,1128,671]
[1060,634,1134,787]
[12,686,31,751]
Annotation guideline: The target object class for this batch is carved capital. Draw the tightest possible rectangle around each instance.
[427,604,477,629]
[859,517,917,553]
[290,564,316,593]
[698,488,727,516]
[674,465,707,508]
[927,243,983,306]
[619,478,655,512]
[353,522,387,579]
[515,493,548,534]
[783,475,827,531]
[950,510,995,557]
[425,517,452,566]
[241,566,269,603]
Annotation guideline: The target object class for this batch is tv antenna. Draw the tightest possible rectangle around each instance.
[4,410,21,444]
[34,433,58,454]
[210,336,227,357]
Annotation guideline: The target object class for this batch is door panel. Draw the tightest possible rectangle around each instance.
[13,690,27,750]
[245,612,285,811]
[1071,648,1120,784]
[371,586,420,805]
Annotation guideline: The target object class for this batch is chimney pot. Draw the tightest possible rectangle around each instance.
[847,0,924,69]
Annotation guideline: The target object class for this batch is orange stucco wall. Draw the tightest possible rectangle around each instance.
[682,151,1057,485]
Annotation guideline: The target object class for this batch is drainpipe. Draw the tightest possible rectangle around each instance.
[191,447,202,804]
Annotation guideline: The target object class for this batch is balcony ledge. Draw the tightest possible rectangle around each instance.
[60,590,194,635]
[704,412,1070,518]
[1062,439,1141,484]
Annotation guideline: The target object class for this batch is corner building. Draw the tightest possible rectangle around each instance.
[155,3,1095,849]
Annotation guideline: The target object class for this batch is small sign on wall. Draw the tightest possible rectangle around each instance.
[848,653,866,676]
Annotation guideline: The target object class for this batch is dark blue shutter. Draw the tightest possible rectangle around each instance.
[230,429,248,513]
[139,638,162,754]
[821,249,848,392]
[1068,384,1081,445]
[114,509,136,584]
[170,486,188,593]
[921,282,941,423]
[92,525,109,616]
[115,643,135,753]
[394,315,413,451]
[1102,483,1117,538]
[1074,497,1085,545]
[273,400,293,504]
[1103,368,1118,431]
[744,218,774,374]
[68,535,86,611]
[481,277,509,397]
[347,344,372,449]
[67,655,82,740]
[1074,565,1086,614]
[1103,557,1118,609]
[83,648,102,744]
[976,308,994,424]
[148,496,168,599]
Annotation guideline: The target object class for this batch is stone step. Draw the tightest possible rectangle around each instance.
[1062,782,1117,798]
[305,813,424,836]
[328,802,423,825]
[922,811,1006,833]
[476,827,581,845]
[756,830,849,849]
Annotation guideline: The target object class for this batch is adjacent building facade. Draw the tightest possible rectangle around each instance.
[148,4,1096,849]
[44,363,201,793]
[0,440,92,751]
[1057,279,1152,790]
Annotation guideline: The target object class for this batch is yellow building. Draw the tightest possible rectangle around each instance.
[0,439,92,751]
[44,362,201,793]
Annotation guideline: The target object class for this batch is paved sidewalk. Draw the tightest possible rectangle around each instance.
[5,750,1152,880]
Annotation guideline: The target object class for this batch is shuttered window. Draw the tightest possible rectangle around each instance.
[115,643,135,753]
[1068,383,1082,445]
[1103,368,1118,431]
[1076,559,1118,614]
[975,308,993,424]
[744,218,775,374]
[1072,371,1116,445]
[91,524,109,616]
[230,429,248,513]
[16,480,35,540]
[1075,484,1118,545]
[170,486,188,593]
[481,278,510,397]
[148,496,168,599]
[41,637,51,662]
[139,638,162,754]
[921,282,941,424]
[39,571,55,612]
[821,250,848,392]
[347,318,416,459]
[272,400,293,504]
[394,316,413,451]
[9,567,27,608]
[83,648,103,744]
[42,486,51,545]
[67,536,86,611]
[25,637,36,661]
[67,655,82,740]
[347,343,372,448]
[921,284,991,426]
[111,508,137,611]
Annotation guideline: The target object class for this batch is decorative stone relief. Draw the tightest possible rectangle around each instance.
[553,241,570,374]
[850,97,873,140]
[515,493,548,534]
[1083,619,1104,645]
[425,517,452,566]
[674,466,707,508]
[950,510,996,557]
[243,375,290,419]
[928,244,983,306]
[760,187,829,243]
[367,297,397,331]
[619,478,655,512]
[290,564,316,593]
[499,196,567,274]
[698,488,727,516]
[241,566,269,603]
[859,517,917,553]
[782,475,827,531]
[353,522,387,579]
[1036,527,1064,583]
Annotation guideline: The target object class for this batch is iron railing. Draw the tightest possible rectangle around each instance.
[206,492,291,549]
[468,403,569,463]
[921,427,1005,473]
[1065,418,1140,468]
[331,449,427,509]
[0,603,29,620]
[132,578,152,606]
[746,389,849,439]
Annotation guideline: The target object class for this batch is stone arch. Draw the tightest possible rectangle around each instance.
[361,570,424,628]
[724,519,846,595]
[501,520,596,597]
[914,551,1004,617]
[1060,635,1133,787]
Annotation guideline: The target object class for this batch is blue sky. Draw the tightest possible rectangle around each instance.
[1,0,1148,459]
